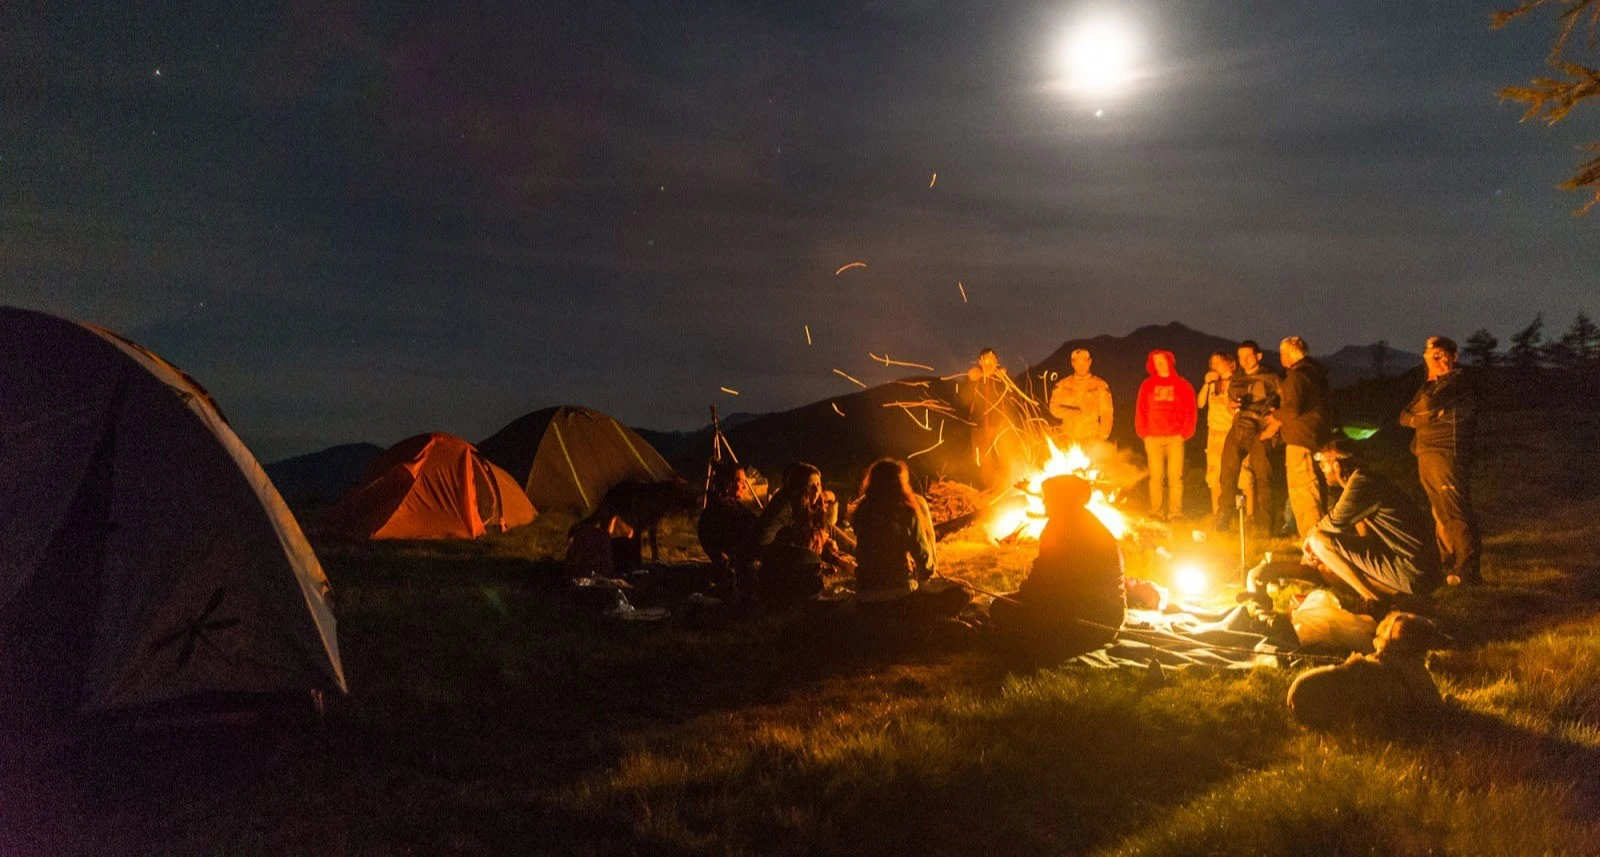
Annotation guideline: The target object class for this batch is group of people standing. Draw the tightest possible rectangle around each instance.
[973,334,1482,595]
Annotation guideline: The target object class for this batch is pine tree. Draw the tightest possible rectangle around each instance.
[1464,328,1500,367]
[1561,311,1600,363]
[1510,314,1547,369]
[1494,0,1600,214]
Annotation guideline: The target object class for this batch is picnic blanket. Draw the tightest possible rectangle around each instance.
[1068,605,1303,670]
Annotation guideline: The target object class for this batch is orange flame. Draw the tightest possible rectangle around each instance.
[985,438,1128,540]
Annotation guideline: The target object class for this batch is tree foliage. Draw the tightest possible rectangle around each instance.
[1510,314,1547,369]
[1464,328,1501,367]
[1494,0,1600,213]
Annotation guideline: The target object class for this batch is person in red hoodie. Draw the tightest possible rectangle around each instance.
[1135,349,1198,521]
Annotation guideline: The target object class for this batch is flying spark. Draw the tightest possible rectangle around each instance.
[929,172,937,188]
[804,324,812,345]
[834,261,867,276]
[832,368,867,388]
[832,403,846,417]
[720,386,740,396]
[958,282,968,303]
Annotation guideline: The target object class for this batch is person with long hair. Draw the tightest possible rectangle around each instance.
[755,462,830,605]
[851,459,969,622]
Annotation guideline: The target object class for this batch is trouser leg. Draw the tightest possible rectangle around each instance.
[1418,451,1480,582]
[1216,431,1246,527]
[1284,444,1325,539]
[1145,437,1167,516]
[1206,429,1225,516]
[1167,438,1185,519]
[1246,439,1273,534]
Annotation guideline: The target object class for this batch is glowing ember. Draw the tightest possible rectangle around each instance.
[985,438,1128,540]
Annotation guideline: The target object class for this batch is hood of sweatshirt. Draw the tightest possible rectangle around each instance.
[1145,349,1178,378]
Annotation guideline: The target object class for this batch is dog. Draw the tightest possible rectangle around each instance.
[598,477,699,564]
[1287,612,1453,730]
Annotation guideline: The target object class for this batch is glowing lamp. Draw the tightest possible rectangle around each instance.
[1173,562,1208,599]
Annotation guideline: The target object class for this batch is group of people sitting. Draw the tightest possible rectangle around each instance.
[695,455,1129,656]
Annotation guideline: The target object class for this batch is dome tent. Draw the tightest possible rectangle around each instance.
[478,405,675,515]
[324,433,536,539]
[0,307,345,729]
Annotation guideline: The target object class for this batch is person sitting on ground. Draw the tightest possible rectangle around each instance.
[698,463,759,596]
[991,474,1126,658]
[1302,439,1442,611]
[850,459,969,622]
[760,490,837,604]
[820,489,857,555]
[565,498,623,580]
[755,462,822,553]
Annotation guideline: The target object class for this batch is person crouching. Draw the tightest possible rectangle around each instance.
[991,475,1126,659]
[851,459,969,623]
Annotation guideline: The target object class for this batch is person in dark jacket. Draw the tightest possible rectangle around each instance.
[1268,336,1333,538]
[991,475,1125,659]
[850,459,968,622]
[698,463,759,596]
[1215,340,1282,535]
[1303,439,1442,607]
[1399,335,1480,585]
[964,348,1026,490]
[1134,349,1198,520]
[753,462,826,604]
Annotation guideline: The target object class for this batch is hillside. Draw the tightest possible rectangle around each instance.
[263,442,383,504]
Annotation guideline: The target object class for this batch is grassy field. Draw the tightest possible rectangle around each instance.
[4,411,1600,856]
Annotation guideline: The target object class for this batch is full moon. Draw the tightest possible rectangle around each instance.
[1060,17,1138,96]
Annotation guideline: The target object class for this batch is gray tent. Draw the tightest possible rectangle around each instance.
[0,307,345,729]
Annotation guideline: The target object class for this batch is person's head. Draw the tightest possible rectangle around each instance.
[1279,336,1309,369]
[1315,438,1363,488]
[1040,474,1093,517]
[1423,336,1458,379]
[781,462,823,506]
[859,458,916,510]
[1237,340,1263,373]
[1070,348,1092,376]
[1149,350,1173,377]
[977,347,999,376]
[820,489,841,527]
[711,463,750,502]
[1209,350,1237,376]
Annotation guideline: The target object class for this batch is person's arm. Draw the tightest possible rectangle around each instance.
[754,501,789,548]
[1048,381,1071,421]
[910,497,937,580]
[1196,377,1212,410]
[1098,383,1114,440]
[1398,384,1431,428]
[1316,472,1381,536]
[1133,381,1150,438]
[1275,369,1304,421]
[1178,379,1198,439]
[1433,374,1475,426]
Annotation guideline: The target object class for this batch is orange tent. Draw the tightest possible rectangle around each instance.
[325,433,536,539]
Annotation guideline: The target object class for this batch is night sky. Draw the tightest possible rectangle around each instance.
[3,1,1594,460]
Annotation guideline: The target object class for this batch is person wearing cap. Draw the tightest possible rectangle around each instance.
[1267,336,1333,538]
[1049,348,1115,448]
[1399,336,1480,585]
[990,474,1126,658]
[1303,439,1442,608]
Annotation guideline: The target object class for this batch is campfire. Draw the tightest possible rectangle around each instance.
[985,438,1130,541]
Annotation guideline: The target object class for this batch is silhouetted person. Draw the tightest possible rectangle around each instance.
[1400,335,1480,585]
[1215,340,1281,535]
[1134,349,1197,520]
[1303,440,1442,609]
[1269,336,1332,538]
[991,475,1126,659]
[698,463,759,596]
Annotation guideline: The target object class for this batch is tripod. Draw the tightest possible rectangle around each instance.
[703,405,763,510]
